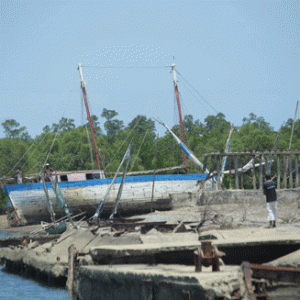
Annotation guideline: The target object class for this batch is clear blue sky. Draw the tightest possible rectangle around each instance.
[1,0,299,139]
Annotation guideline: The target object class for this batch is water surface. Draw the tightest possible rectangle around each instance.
[0,266,70,300]
[0,231,69,299]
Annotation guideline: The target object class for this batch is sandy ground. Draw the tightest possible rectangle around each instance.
[0,199,299,235]
[0,215,7,230]
[0,215,42,235]
[130,200,300,230]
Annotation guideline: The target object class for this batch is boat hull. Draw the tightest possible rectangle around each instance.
[3,174,206,226]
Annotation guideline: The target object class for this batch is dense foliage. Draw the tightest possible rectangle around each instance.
[0,110,299,212]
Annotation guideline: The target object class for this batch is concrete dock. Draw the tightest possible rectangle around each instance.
[0,193,300,299]
[75,264,244,300]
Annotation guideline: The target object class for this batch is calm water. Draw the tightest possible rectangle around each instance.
[0,232,70,300]
[0,266,70,300]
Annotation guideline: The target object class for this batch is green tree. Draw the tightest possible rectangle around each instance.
[1,119,29,139]
[184,115,204,136]
[127,115,155,134]
[101,108,124,143]
[43,125,51,133]
[58,117,75,132]
[242,113,273,132]
[43,117,75,133]
[204,113,230,133]
[0,138,29,177]
[87,115,102,136]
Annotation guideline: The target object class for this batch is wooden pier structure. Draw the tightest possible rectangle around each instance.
[203,150,300,190]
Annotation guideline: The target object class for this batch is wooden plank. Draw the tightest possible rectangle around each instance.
[217,155,221,190]
[259,155,263,189]
[106,165,186,176]
[240,156,244,189]
[283,155,287,189]
[252,157,256,190]
[234,156,239,189]
[277,156,281,189]
[295,155,299,188]
[289,155,293,188]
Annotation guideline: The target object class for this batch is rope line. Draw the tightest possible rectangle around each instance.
[176,68,218,114]
[179,78,214,115]
[103,115,144,172]
[82,65,170,69]
[22,133,48,173]
[129,129,149,172]
[7,136,40,177]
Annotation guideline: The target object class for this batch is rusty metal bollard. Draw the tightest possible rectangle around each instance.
[194,241,225,272]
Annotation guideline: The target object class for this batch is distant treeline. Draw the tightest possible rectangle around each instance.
[0,109,299,209]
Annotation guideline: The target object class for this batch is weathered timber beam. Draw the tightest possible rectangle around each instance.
[106,165,187,176]
[250,263,300,284]
[204,150,300,157]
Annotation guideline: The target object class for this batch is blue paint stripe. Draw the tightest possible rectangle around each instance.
[179,143,191,157]
[2,173,206,193]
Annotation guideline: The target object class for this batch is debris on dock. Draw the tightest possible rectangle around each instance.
[0,201,300,300]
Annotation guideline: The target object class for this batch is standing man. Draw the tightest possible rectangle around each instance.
[44,163,53,182]
[263,174,277,228]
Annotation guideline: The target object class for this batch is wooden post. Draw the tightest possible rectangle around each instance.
[252,155,256,190]
[229,156,232,190]
[67,244,78,299]
[194,246,202,272]
[151,135,158,213]
[259,155,263,189]
[217,154,221,190]
[150,169,156,213]
[234,155,239,190]
[240,155,244,189]
[289,154,293,188]
[202,155,208,174]
[283,155,287,189]
[295,155,299,188]
[264,156,269,175]
[211,156,216,190]
[277,155,281,190]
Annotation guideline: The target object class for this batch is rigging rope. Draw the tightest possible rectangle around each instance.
[21,132,48,171]
[42,130,60,168]
[24,133,49,174]
[85,123,94,170]
[129,129,149,172]
[22,90,75,175]
[179,77,214,115]
[6,136,41,177]
[176,68,218,114]
[82,65,170,69]
[103,114,144,172]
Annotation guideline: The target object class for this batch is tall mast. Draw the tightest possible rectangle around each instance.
[78,63,101,170]
[171,63,188,168]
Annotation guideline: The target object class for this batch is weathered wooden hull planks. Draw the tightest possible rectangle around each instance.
[4,174,206,225]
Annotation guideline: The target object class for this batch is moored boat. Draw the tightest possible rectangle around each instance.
[3,173,207,225]
[1,63,210,226]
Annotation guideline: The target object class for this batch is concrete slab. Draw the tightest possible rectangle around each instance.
[0,247,66,277]
[76,264,243,300]
[140,232,199,244]
[90,240,201,258]
[82,232,143,253]
[265,249,300,268]
[50,228,95,262]
[199,226,300,247]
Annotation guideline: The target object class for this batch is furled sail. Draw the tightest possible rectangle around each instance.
[109,146,131,219]
[52,174,77,228]
[220,125,234,183]
[41,172,56,223]
[154,118,209,173]
[93,144,131,220]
